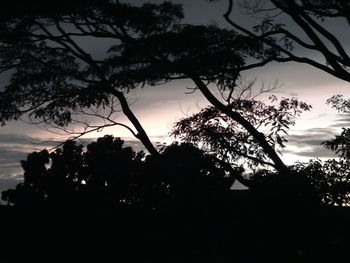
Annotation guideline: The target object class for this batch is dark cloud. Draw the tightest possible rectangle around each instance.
[0,148,27,165]
[0,133,65,150]
[0,133,42,145]
[0,143,27,196]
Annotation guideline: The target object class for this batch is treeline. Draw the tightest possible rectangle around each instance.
[1,135,236,210]
[2,135,350,209]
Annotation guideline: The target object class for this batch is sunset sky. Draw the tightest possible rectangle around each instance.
[0,0,349,193]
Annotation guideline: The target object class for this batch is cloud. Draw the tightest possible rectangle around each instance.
[0,148,27,165]
[0,145,27,194]
[283,128,338,159]
[329,114,350,128]
[0,133,42,145]
[282,146,336,159]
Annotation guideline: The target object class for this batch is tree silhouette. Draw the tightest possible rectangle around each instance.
[289,95,350,206]
[1,136,147,207]
[218,0,350,152]
[0,1,183,156]
[1,150,50,207]
[2,135,239,210]
[0,0,298,176]
[291,159,350,206]
[172,88,311,177]
[45,140,84,206]
[83,135,145,206]
[145,142,238,211]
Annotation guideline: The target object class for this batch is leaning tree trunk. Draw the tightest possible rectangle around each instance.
[111,89,160,156]
[191,76,291,176]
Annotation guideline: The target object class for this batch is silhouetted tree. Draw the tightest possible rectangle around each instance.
[0,1,295,176]
[204,0,350,195]
[4,149,50,207]
[172,89,311,175]
[291,159,350,206]
[218,0,350,153]
[0,146,82,207]
[45,140,84,205]
[0,1,181,156]
[82,135,145,206]
[149,142,238,210]
[291,95,350,206]
[1,135,148,207]
[1,188,17,206]
[3,135,239,210]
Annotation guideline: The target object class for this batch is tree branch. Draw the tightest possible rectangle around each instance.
[190,75,290,175]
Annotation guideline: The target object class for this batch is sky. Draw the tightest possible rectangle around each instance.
[0,0,349,194]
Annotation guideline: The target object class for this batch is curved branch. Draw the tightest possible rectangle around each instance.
[281,3,347,74]
[260,28,316,50]
[297,5,350,65]
[223,0,350,83]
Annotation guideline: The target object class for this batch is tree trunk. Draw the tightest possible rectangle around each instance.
[111,90,160,156]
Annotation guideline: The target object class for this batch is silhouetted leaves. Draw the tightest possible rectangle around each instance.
[2,136,240,210]
[0,1,272,128]
[323,95,350,161]
[292,159,350,206]
[172,96,311,169]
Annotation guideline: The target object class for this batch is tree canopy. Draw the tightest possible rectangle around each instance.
[172,92,311,170]
[0,0,293,175]
[1,135,237,208]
